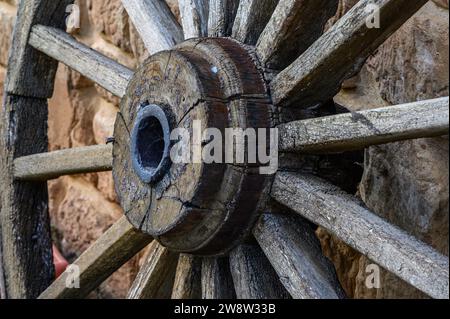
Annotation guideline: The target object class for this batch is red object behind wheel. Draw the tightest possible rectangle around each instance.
[53,245,69,279]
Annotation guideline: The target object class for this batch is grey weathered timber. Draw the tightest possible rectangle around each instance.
[253,214,346,299]
[122,0,184,54]
[0,0,73,299]
[256,0,338,70]
[28,25,133,98]
[279,97,450,153]
[171,254,202,299]
[14,144,113,181]
[271,172,450,299]
[179,0,209,38]
[5,0,74,98]
[208,0,239,37]
[0,97,52,299]
[229,244,290,299]
[201,257,236,299]
[232,0,279,45]
[39,217,152,299]
[270,0,428,107]
[0,244,4,299]
[127,241,179,299]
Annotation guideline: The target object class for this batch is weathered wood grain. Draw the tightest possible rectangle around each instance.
[0,243,4,299]
[279,97,450,153]
[1,0,73,299]
[39,217,152,299]
[115,38,272,255]
[232,0,279,45]
[14,144,113,181]
[256,0,338,70]
[271,172,450,299]
[208,0,239,37]
[201,257,236,299]
[122,0,184,54]
[229,244,290,299]
[171,254,202,299]
[28,25,133,98]
[5,0,74,98]
[0,96,53,299]
[271,0,428,107]
[127,241,179,299]
[253,214,346,299]
[179,0,209,38]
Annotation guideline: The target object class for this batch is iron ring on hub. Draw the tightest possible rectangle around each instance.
[130,104,172,185]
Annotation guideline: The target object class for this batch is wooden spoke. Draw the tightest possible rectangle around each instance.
[279,97,450,153]
[14,145,113,181]
[1,0,73,299]
[232,0,279,45]
[271,0,428,107]
[28,25,132,98]
[256,0,338,70]
[39,217,152,299]
[179,0,209,39]
[201,257,236,299]
[253,214,346,299]
[5,0,74,98]
[271,172,450,299]
[171,254,202,299]
[229,244,290,299]
[127,241,179,299]
[208,0,239,37]
[122,0,184,54]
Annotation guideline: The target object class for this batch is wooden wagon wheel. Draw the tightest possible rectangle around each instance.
[0,0,448,299]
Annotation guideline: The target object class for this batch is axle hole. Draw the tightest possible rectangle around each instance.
[131,104,171,184]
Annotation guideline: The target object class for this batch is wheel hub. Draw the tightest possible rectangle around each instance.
[113,38,273,256]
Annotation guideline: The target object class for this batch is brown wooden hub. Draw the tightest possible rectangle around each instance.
[113,38,273,256]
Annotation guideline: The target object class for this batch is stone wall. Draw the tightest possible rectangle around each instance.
[0,0,448,299]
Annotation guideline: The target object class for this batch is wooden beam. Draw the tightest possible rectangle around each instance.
[232,0,279,45]
[127,241,179,299]
[39,217,152,299]
[271,172,449,299]
[122,0,184,54]
[253,214,345,299]
[1,0,74,299]
[208,0,239,37]
[279,97,450,153]
[28,25,133,98]
[14,144,113,181]
[171,255,202,299]
[229,244,290,299]
[256,0,338,70]
[270,0,428,107]
[179,0,209,39]
[201,257,236,299]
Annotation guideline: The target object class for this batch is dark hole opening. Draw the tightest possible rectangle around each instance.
[136,116,165,173]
